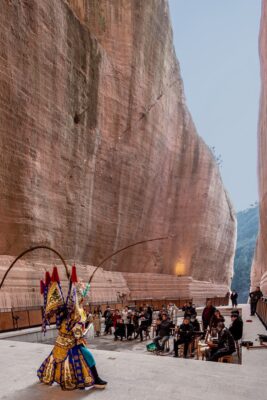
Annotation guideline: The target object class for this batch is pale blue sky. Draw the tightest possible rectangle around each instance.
[169,0,261,211]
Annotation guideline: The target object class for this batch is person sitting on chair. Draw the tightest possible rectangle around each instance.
[210,309,225,329]
[229,312,243,341]
[206,322,235,362]
[173,317,194,358]
[190,314,201,332]
[153,312,172,351]
[135,311,149,342]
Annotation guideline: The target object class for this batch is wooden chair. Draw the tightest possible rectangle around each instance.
[218,354,233,363]
[178,342,193,358]
[164,338,170,352]
[145,326,151,340]
[235,341,241,364]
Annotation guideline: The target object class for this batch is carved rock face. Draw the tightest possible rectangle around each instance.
[251,0,267,295]
[0,1,235,290]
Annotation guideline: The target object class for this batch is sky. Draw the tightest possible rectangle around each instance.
[169,0,261,212]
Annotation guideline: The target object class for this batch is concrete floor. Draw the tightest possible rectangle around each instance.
[0,305,266,400]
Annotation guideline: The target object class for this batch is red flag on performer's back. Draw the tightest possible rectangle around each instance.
[51,266,60,283]
[45,271,51,286]
[71,265,78,283]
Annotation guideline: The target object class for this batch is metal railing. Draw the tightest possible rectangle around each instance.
[0,298,193,332]
[256,297,267,329]
[206,296,229,307]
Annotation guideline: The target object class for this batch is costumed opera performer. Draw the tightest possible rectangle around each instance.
[37,265,107,390]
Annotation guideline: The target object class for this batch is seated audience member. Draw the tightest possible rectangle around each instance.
[153,312,172,351]
[135,311,149,342]
[114,318,126,341]
[173,317,194,358]
[206,322,235,362]
[190,314,201,332]
[202,300,216,331]
[229,312,243,341]
[210,309,225,329]
[190,314,201,354]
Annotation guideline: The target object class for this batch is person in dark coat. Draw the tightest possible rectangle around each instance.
[229,313,243,341]
[230,291,238,307]
[206,322,235,362]
[153,312,172,351]
[146,305,153,326]
[114,318,126,341]
[103,306,113,334]
[135,311,149,342]
[173,317,194,358]
[202,300,216,330]
[182,302,196,318]
[190,315,201,332]
[210,309,225,329]
[249,286,263,316]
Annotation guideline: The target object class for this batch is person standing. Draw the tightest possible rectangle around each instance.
[93,310,101,337]
[103,306,113,334]
[121,306,129,337]
[146,305,153,326]
[202,300,216,331]
[230,291,238,308]
[249,286,263,316]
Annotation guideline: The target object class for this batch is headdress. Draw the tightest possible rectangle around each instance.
[40,264,90,332]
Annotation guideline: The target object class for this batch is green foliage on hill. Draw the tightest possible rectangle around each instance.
[231,204,259,303]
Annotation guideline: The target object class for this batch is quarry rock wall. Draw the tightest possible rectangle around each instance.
[251,0,267,296]
[0,0,236,305]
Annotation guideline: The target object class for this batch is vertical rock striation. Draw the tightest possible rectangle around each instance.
[0,0,236,305]
[251,0,267,295]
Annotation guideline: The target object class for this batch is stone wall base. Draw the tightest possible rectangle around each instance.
[0,256,229,309]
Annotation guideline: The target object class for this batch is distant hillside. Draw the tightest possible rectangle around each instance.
[231,205,259,303]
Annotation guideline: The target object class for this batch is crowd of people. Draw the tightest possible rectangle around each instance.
[152,300,243,361]
[87,287,264,362]
[90,305,153,342]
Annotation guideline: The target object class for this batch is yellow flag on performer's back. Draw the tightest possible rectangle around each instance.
[45,266,64,316]
[45,281,64,315]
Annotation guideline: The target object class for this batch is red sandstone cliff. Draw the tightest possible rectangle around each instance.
[0,0,236,303]
[251,0,267,295]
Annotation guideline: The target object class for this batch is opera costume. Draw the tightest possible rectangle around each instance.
[37,265,107,390]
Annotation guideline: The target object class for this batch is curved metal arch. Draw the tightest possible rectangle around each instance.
[0,245,70,290]
[88,236,169,284]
